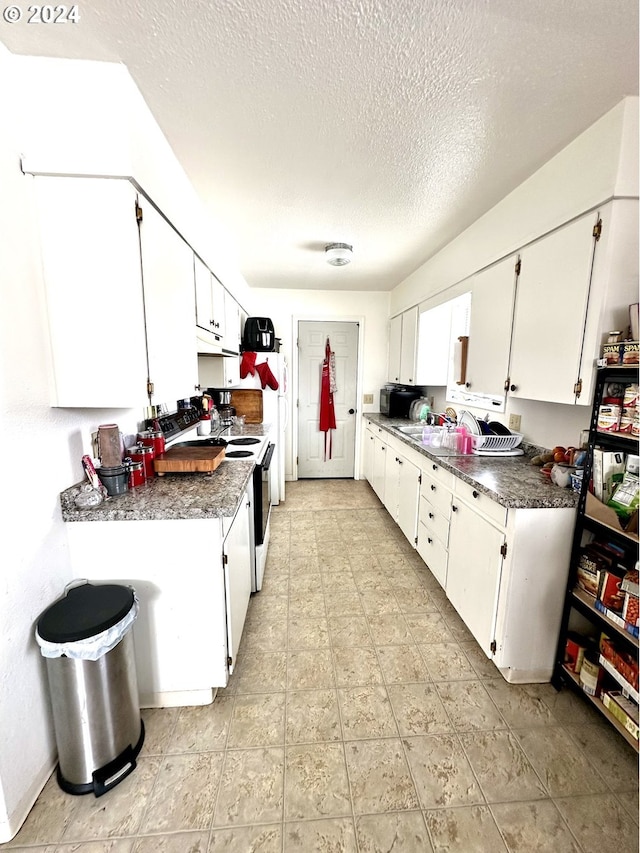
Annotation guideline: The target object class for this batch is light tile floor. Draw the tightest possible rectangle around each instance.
[3,480,639,852]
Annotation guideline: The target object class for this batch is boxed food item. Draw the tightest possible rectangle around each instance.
[599,634,639,693]
[564,633,588,673]
[622,341,639,365]
[602,691,639,739]
[622,593,639,629]
[576,550,600,597]
[597,571,625,615]
[620,567,639,597]
[592,449,625,501]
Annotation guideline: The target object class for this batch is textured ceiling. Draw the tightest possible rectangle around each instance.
[2,0,638,290]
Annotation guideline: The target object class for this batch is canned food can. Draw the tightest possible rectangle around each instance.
[597,404,622,432]
[618,407,636,435]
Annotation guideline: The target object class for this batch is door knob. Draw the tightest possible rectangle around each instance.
[348,408,355,414]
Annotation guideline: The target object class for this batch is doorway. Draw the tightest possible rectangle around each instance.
[297,320,359,478]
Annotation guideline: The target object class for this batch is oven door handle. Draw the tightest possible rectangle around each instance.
[261,443,276,471]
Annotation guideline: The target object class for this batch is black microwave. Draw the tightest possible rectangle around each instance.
[380,387,421,418]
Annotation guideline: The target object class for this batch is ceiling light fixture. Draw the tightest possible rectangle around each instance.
[325,242,353,266]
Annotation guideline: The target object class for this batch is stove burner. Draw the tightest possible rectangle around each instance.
[228,437,260,446]
[225,450,254,458]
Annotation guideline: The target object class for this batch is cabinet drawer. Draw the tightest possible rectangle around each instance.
[420,470,452,516]
[417,521,447,588]
[453,479,507,528]
[422,459,454,489]
[419,495,450,545]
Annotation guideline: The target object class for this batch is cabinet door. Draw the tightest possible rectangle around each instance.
[508,213,598,405]
[224,292,241,354]
[388,314,402,382]
[194,255,215,335]
[465,255,518,399]
[400,306,418,384]
[363,427,375,484]
[416,302,451,386]
[33,176,147,407]
[223,492,252,674]
[371,434,387,502]
[384,446,400,519]
[447,499,505,657]
[138,199,198,405]
[211,275,226,339]
[397,454,420,545]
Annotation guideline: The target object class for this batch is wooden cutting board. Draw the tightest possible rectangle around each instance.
[231,390,263,423]
[154,446,226,475]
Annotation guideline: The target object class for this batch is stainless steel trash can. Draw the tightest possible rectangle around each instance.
[36,582,145,797]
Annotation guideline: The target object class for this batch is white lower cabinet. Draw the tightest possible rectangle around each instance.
[383,437,421,545]
[222,490,253,674]
[64,492,253,707]
[447,493,506,657]
[363,420,576,683]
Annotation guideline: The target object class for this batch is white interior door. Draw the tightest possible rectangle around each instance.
[297,321,359,478]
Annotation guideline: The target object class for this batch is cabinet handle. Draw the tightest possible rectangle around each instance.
[427,537,433,544]
[452,504,458,512]
[432,464,438,471]
[428,512,434,519]
[510,384,517,392]
[430,484,436,491]
[472,490,479,499]
[398,459,403,465]
[465,381,471,388]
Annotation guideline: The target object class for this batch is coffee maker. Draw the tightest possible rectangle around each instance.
[209,389,235,426]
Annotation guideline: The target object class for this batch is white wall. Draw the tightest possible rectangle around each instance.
[391,98,638,316]
[0,48,255,842]
[390,97,639,450]
[248,288,390,480]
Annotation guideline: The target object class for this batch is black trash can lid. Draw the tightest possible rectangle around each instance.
[37,583,135,643]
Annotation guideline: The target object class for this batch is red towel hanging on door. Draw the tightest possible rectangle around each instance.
[319,338,337,460]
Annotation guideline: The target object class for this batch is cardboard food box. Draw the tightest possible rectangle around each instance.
[602,691,639,739]
[564,634,587,674]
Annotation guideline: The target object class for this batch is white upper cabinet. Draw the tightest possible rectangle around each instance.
[387,314,402,383]
[33,175,199,408]
[465,255,519,401]
[137,198,198,405]
[400,307,419,384]
[195,254,242,356]
[33,176,148,408]
[508,212,599,405]
[416,301,451,386]
[388,307,419,385]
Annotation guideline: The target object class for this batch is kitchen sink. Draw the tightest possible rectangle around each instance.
[397,425,425,437]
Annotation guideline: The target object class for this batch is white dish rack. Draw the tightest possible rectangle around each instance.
[471,431,524,456]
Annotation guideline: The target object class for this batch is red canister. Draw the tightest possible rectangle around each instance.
[127,460,146,489]
[138,429,166,456]
[128,442,155,480]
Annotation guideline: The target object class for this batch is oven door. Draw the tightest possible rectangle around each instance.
[254,443,275,546]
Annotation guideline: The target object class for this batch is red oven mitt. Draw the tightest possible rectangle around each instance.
[256,360,279,390]
[240,350,257,378]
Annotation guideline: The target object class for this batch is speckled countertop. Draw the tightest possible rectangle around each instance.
[365,414,579,510]
[60,423,272,522]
